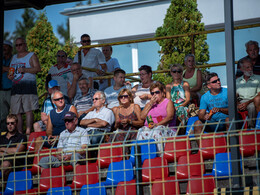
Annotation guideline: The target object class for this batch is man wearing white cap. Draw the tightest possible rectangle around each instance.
[0,40,13,132]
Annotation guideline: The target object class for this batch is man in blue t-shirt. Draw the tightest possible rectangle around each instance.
[194,72,229,135]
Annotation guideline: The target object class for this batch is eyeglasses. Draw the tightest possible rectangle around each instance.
[210,78,220,84]
[171,70,182,74]
[64,119,74,123]
[82,40,91,43]
[15,43,24,47]
[7,122,15,125]
[53,97,64,101]
[151,91,161,95]
[119,95,129,99]
[93,98,101,101]
[57,55,65,58]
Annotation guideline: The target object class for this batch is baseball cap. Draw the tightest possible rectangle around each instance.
[63,111,77,120]
[4,40,13,48]
[48,80,59,89]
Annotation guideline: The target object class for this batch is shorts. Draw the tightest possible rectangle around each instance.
[10,94,39,114]
[204,119,227,133]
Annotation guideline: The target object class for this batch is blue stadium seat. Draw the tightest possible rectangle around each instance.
[185,116,199,137]
[80,182,106,195]
[4,170,33,195]
[47,186,72,195]
[104,160,134,187]
[256,111,260,129]
[129,139,158,166]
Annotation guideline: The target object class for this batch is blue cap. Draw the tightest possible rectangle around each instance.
[48,80,59,89]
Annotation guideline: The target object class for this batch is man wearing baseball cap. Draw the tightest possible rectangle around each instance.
[0,40,13,132]
[39,111,90,169]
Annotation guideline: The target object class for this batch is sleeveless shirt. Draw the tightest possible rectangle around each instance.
[183,68,198,89]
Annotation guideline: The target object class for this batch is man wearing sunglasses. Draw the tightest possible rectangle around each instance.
[34,91,77,152]
[0,114,27,182]
[80,91,115,145]
[8,37,41,135]
[48,50,73,96]
[236,57,260,128]
[194,72,229,135]
[38,111,90,169]
[73,34,107,90]
[104,69,127,109]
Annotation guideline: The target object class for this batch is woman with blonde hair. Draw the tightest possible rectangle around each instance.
[166,64,191,125]
[109,88,144,142]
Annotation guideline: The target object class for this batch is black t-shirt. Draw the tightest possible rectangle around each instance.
[0,132,27,149]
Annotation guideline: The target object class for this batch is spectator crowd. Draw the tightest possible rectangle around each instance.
[1,36,260,182]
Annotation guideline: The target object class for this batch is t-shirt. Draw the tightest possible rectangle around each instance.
[73,88,96,112]
[104,85,126,109]
[83,106,115,132]
[200,87,228,121]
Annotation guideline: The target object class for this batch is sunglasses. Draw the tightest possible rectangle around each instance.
[151,91,161,95]
[64,119,74,123]
[171,70,182,74]
[15,43,24,47]
[93,98,101,101]
[82,40,91,43]
[210,78,220,84]
[53,97,64,101]
[119,95,129,99]
[7,122,15,125]
[57,55,65,58]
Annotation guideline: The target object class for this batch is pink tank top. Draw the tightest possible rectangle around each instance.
[144,98,176,127]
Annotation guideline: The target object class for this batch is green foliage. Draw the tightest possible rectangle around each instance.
[26,12,61,121]
[13,8,36,40]
[154,0,209,84]
[4,32,11,40]
[57,18,70,44]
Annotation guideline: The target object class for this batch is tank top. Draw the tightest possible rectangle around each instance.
[10,52,37,95]
[118,105,137,130]
[183,68,198,89]
[50,104,71,136]
[144,98,176,127]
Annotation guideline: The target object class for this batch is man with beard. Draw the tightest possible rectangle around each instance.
[236,57,260,128]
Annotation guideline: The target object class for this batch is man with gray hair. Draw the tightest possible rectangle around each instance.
[236,57,260,128]
[237,40,260,76]
[80,91,115,145]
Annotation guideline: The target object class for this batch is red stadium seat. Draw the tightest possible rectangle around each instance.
[239,130,260,157]
[142,157,169,183]
[176,153,205,180]
[69,163,99,190]
[186,176,215,195]
[39,167,66,192]
[115,180,136,195]
[97,143,123,168]
[15,189,38,194]
[164,136,191,162]
[152,176,180,195]
[199,133,227,159]
[27,131,46,151]
[238,111,248,129]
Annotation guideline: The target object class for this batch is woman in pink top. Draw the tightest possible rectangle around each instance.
[137,82,176,152]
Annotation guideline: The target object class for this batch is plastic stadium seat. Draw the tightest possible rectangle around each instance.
[104,160,134,187]
[97,143,123,168]
[239,130,257,157]
[199,133,227,159]
[186,176,215,195]
[164,136,191,162]
[185,116,199,137]
[80,182,106,195]
[69,163,99,190]
[151,176,180,195]
[4,171,33,195]
[142,157,169,183]
[205,152,232,179]
[47,186,72,195]
[27,149,57,175]
[256,111,260,129]
[115,180,136,195]
[130,139,158,166]
[238,110,248,129]
[39,166,66,192]
[27,131,46,151]
[15,189,38,194]
[176,153,205,180]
